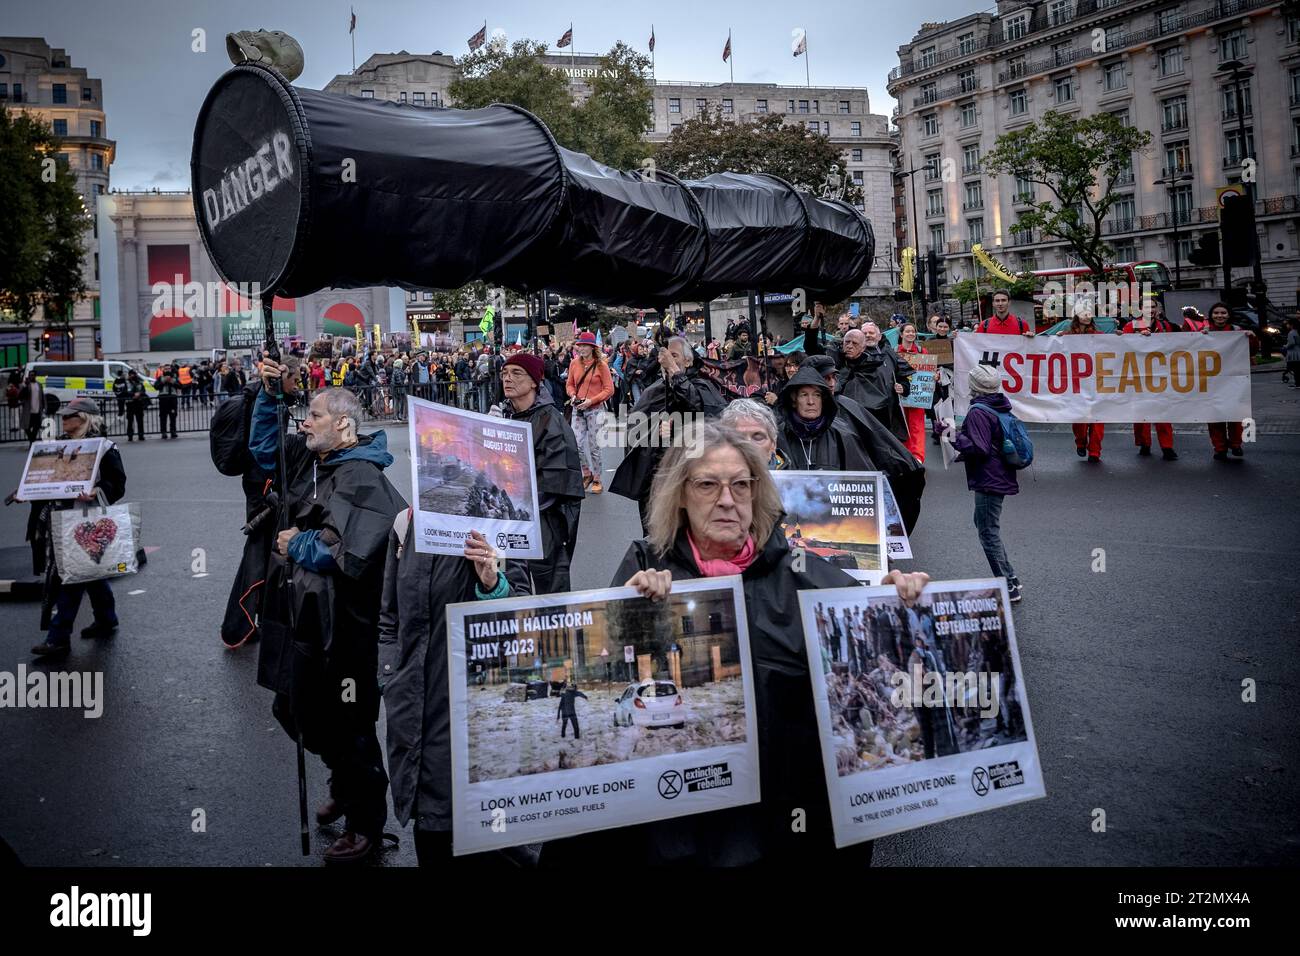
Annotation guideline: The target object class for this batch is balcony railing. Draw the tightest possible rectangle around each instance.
[1113,169,1135,186]
[889,0,1276,87]
[1161,164,1194,178]
[913,78,981,109]
[962,164,981,176]
[946,240,972,254]
[1103,217,1136,234]
[962,200,984,211]
[1260,194,1299,215]
[926,207,946,219]
[1161,118,1189,133]
[1222,104,1253,121]
[1013,191,1036,205]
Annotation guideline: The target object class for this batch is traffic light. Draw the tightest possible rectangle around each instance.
[1219,193,1256,268]
[1187,232,1221,267]
[926,250,940,301]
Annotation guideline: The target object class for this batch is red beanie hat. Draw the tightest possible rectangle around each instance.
[503,352,544,386]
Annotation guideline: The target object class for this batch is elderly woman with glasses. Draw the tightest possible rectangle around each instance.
[544,422,928,868]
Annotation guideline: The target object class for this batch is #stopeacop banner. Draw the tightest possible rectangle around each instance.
[799,578,1045,846]
[953,332,1251,424]
[406,397,542,558]
[447,579,760,854]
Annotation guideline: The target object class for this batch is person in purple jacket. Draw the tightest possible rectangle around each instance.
[954,364,1022,604]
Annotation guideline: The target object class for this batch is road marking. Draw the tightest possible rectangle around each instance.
[128,589,146,595]
[192,572,209,578]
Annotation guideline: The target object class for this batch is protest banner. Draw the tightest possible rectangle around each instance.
[553,321,575,342]
[882,477,912,561]
[953,332,1251,423]
[771,471,887,582]
[406,396,542,558]
[17,439,108,501]
[901,352,937,410]
[926,336,953,366]
[798,578,1044,846]
[448,578,760,854]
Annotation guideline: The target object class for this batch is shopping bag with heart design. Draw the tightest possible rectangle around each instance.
[51,496,143,584]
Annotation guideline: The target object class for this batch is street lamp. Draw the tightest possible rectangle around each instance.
[1153,171,1194,288]
[1217,59,1268,317]
[898,166,928,319]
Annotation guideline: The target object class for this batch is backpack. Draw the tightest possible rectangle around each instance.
[210,390,253,476]
[984,406,1034,469]
[978,315,1028,335]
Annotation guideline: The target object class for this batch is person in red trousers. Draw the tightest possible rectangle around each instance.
[1121,297,1178,461]
[1200,302,1252,461]
[1059,300,1104,462]
[895,322,929,463]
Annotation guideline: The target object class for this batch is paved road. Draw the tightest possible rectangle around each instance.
[0,375,1296,866]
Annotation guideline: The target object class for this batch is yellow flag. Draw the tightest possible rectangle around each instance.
[900,247,916,293]
[373,323,381,350]
[972,243,1018,282]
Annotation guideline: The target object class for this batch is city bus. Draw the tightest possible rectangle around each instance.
[1029,261,1172,326]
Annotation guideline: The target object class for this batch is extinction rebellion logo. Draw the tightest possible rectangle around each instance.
[972,761,1025,797]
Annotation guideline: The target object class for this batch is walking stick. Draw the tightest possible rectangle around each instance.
[261,298,311,857]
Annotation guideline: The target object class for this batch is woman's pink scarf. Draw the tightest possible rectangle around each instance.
[687,531,757,577]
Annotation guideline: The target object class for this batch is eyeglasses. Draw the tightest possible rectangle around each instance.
[686,476,757,502]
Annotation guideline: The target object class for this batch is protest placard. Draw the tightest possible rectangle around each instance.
[882,477,912,561]
[901,352,937,410]
[17,438,108,501]
[926,336,954,366]
[770,471,887,582]
[799,579,1044,846]
[406,396,542,558]
[953,332,1251,423]
[448,578,760,854]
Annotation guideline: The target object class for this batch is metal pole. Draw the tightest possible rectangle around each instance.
[1233,66,1268,337]
[906,169,928,318]
[1169,186,1183,288]
[703,300,713,345]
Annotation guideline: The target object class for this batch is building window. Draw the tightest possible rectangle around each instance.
[1103,60,1126,92]
[921,83,937,104]
[52,83,67,104]
[94,253,99,280]
[52,118,68,136]
[851,148,863,162]
[958,32,976,55]
[696,97,707,112]
[962,144,980,174]
[1009,88,1027,115]
[1014,174,1034,202]
[963,181,984,209]
[1103,25,1128,54]
[412,92,426,105]
[787,99,795,112]
[839,100,850,113]
[1163,140,1191,175]
[924,153,941,181]
[408,291,418,302]
[926,188,944,216]
[1054,75,1074,103]
[1290,69,1300,106]
[812,100,820,113]
[807,121,819,134]
[93,183,103,197]
[1007,55,1027,80]
[1156,6,1182,35]
[1218,28,1247,62]
[1158,45,1183,77]
[1161,95,1188,132]
[798,99,809,113]
[722,98,733,114]
[851,121,861,136]
[91,152,103,171]
[430,92,439,106]
[918,46,937,68]
[82,86,93,101]
[1111,107,1131,127]
[756,98,768,112]
[1049,0,1075,26]
[1052,42,1072,67]
[1224,127,1255,165]
[923,113,938,136]
[968,218,984,244]
[1004,14,1028,41]
[422,292,434,301]
[1113,239,1138,261]
[1111,195,1136,230]
[959,102,977,127]
[1169,184,1194,224]
[852,171,864,186]
[929,224,946,250]
[959,69,976,93]
[1288,14,1300,44]
[1221,84,1252,120]
[12,83,21,101]
[398,91,407,102]
[669,98,680,113]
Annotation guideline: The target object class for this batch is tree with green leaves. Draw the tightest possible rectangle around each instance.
[949,273,1036,305]
[0,108,92,325]
[980,110,1151,275]
[654,110,863,204]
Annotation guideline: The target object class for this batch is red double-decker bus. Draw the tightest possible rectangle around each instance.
[1028,261,1172,327]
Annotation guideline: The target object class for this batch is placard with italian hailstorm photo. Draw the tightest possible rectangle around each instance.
[798,579,1044,846]
[770,471,887,582]
[406,396,542,558]
[447,578,760,855]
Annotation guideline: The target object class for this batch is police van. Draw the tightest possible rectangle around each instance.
[25,360,157,405]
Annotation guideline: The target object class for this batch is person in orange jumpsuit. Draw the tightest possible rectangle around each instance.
[895,322,929,463]
[1120,297,1177,461]
[1059,299,1105,462]
[1199,302,1252,460]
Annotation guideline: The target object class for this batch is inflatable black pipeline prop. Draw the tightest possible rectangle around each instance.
[191,64,874,307]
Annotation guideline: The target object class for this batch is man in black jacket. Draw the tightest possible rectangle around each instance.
[494,353,584,593]
[805,321,913,443]
[154,364,181,439]
[556,683,588,739]
[250,358,406,864]
[610,336,727,532]
[123,371,149,442]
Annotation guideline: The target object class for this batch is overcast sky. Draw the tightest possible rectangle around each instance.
[6,0,990,190]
